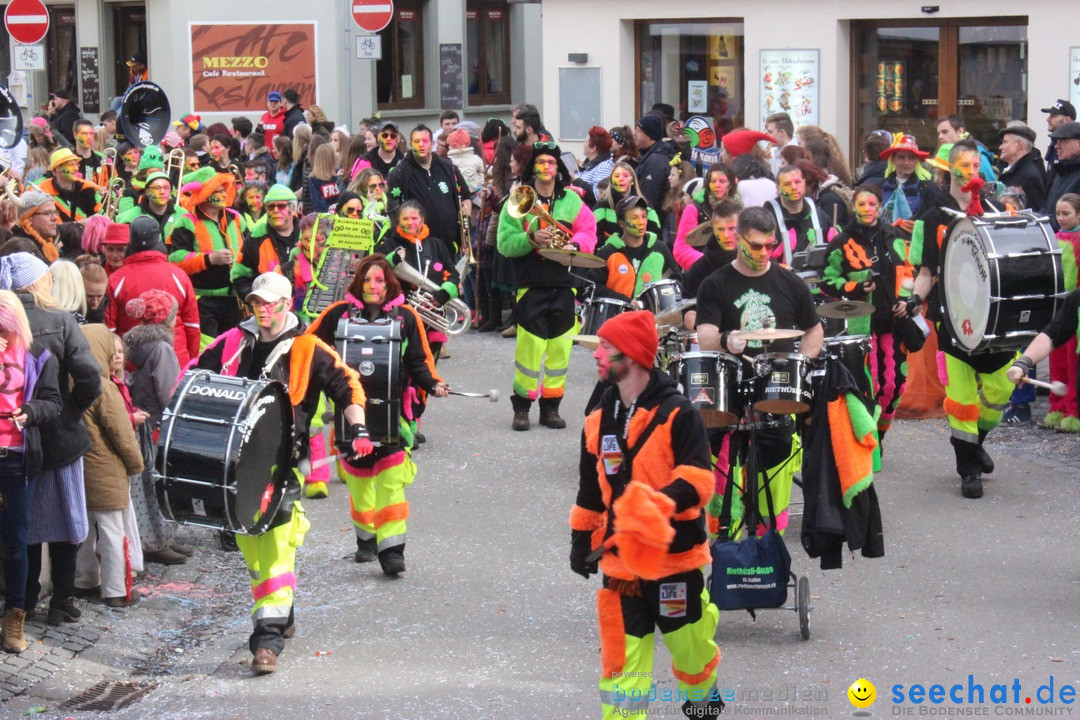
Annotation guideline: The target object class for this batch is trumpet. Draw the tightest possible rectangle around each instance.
[164,148,186,195]
[506,185,573,249]
[392,259,470,336]
[102,176,126,220]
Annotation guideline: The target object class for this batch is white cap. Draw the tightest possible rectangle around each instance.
[246,272,292,303]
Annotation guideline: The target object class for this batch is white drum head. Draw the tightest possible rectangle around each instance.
[943,218,991,352]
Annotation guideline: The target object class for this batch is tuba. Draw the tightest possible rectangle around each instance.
[119,81,171,149]
[392,260,470,336]
[506,185,573,248]
[0,85,23,151]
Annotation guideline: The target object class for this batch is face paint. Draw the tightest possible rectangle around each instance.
[74,127,93,150]
[211,141,225,161]
[709,172,729,200]
[57,160,80,182]
[146,179,171,206]
[378,131,398,152]
[610,167,632,193]
[362,266,387,305]
[738,232,774,271]
[533,156,557,183]
[123,149,141,168]
[251,298,286,329]
[853,193,881,226]
[246,191,264,213]
[300,230,328,260]
[777,172,804,203]
[207,187,228,208]
[593,342,627,382]
[713,215,738,250]
[951,151,979,184]
[622,208,648,238]
[397,208,423,236]
[411,133,432,160]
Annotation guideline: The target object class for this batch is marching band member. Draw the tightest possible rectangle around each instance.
[571,309,723,720]
[195,271,371,674]
[910,139,1013,500]
[167,166,246,338]
[231,184,300,300]
[497,141,597,431]
[673,163,740,269]
[592,162,661,241]
[307,254,448,576]
[115,171,179,242]
[681,198,742,331]
[36,149,100,224]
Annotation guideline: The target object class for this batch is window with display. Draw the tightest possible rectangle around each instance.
[377,1,425,110]
[467,0,510,106]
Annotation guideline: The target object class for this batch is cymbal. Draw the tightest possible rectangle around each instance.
[730,327,806,341]
[684,221,713,248]
[817,300,874,319]
[539,247,606,269]
[571,334,601,350]
[654,298,697,327]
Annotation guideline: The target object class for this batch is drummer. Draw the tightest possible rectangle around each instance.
[695,206,823,539]
[910,139,1012,500]
[681,198,742,331]
[194,272,373,675]
[583,194,681,305]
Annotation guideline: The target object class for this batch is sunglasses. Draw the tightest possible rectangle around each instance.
[342,207,361,217]
[533,141,557,150]
[380,132,398,139]
[741,236,778,251]
[266,202,292,212]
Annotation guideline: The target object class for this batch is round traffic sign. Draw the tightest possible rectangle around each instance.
[4,0,50,46]
[351,0,394,33]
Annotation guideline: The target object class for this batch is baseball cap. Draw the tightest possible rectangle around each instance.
[1041,99,1077,120]
[268,91,283,103]
[126,52,147,66]
[246,272,292,304]
[377,120,399,134]
[49,88,72,101]
[1049,122,1080,141]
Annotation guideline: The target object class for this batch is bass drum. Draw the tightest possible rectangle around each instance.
[155,372,293,535]
[941,213,1063,353]
[335,316,403,447]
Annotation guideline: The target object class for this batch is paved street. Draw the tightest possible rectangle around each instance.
[2,331,1079,718]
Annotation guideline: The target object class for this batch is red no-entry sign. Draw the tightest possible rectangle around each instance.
[4,0,50,45]
[351,0,394,33]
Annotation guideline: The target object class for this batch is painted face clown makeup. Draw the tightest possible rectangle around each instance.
[533,155,557,183]
[610,166,632,194]
[777,171,805,203]
[300,229,328,260]
[207,186,229,208]
[738,230,776,271]
[57,160,80,182]
[951,150,980,185]
[708,171,729,200]
[397,207,423,236]
[593,338,629,383]
[410,132,432,160]
[74,126,93,150]
[210,140,226,162]
[712,214,739,251]
[853,191,881,226]
[145,179,172,207]
[266,200,293,229]
[621,207,648,239]
[362,266,387,305]
[245,189,265,214]
[250,297,287,330]
[122,148,141,169]
[378,129,398,152]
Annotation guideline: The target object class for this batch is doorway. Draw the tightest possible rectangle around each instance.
[112,3,147,99]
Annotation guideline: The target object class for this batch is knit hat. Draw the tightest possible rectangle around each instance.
[264,184,297,204]
[143,171,171,187]
[179,165,236,212]
[17,190,53,221]
[127,216,166,256]
[48,148,81,172]
[879,133,929,160]
[447,128,470,150]
[928,143,953,172]
[173,114,202,131]
[0,252,49,291]
[137,145,165,173]
[721,130,777,158]
[596,310,657,370]
[102,222,130,246]
[125,288,177,326]
[161,129,184,149]
[81,214,110,254]
[636,114,665,142]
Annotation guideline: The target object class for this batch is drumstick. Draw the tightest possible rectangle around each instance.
[297,453,344,476]
[449,389,500,402]
[1021,376,1068,397]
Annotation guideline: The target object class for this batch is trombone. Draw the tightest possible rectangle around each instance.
[164,148,186,196]
[102,176,126,220]
[506,185,573,249]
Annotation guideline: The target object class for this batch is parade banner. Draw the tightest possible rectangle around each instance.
[190,22,317,114]
[760,49,819,127]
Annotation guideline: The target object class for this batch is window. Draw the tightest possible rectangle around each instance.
[377,1,424,110]
[467,0,510,105]
[636,20,745,134]
[46,6,78,100]
[112,3,147,98]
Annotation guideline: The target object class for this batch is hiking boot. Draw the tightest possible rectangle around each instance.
[415,432,427,444]
[145,547,188,565]
[354,537,377,563]
[252,647,278,674]
[2,608,28,653]
[539,398,567,429]
[47,597,81,625]
[379,546,406,576]
[512,411,530,431]
[977,447,994,475]
[170,542,196,557]
[500,324,517,338]
[961,473,983,499]
[103,590,141,608]
[304,481,329,499]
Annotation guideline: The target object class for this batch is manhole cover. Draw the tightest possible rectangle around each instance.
[59,679,159,711]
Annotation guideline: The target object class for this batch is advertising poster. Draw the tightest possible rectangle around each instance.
[875,60,905,115]
[760,49,819,127]
[190,23,317,114]
[1071,47,1080,113]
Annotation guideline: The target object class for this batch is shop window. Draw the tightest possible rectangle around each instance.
[377,1,425,110]
[636,19,744,134]
[46,6,78,107]
[466,0,510,106]
[112,3,148,98]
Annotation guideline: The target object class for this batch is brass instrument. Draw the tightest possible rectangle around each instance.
[102,176,126,220]
[0,160,20,204]
[102,147,117,168]
[392,259,470,336]
[164,148,186,194]
[228,163,243,184]
[506,185,573,249]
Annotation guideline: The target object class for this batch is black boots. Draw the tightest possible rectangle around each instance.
[379,545,405,576]
[683,697,725,717]
[511,394,531,431]
[977,429,994,474]
[354,537,377,563]
[538,398,566,429]
[950,436,985,499]
[961,473,984,499]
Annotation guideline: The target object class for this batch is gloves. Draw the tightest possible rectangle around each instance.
[610,482,676,580]
[349,425,375,458]
[570,529,598,579]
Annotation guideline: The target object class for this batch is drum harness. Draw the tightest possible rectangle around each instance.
[767,197,824,267]
[221,335,295,385]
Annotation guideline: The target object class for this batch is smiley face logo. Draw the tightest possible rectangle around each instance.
[848,678,876,710]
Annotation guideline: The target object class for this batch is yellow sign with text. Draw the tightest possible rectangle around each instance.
[327,216,375,253]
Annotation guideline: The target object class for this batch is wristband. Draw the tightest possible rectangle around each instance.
[1014,355,1034,373]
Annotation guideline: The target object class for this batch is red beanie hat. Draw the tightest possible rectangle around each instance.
[101,222,130,246]
[125,289,178,326]
[721,130,777,158]
[597,310,657,369]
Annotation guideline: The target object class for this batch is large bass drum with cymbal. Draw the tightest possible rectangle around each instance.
[941,212,1063,354]
[119,81,171,149]
[0,85,23,150]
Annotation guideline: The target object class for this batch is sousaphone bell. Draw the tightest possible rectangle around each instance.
[119,81,171,149]
[0,85,23,150]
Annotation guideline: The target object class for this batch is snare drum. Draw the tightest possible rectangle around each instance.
[155,372,294,535]
[335,317,403,447]
[752,353,812,414]
[942,213,1063,353]
[669,351,741,427]
[639,279,683,316]
[579,297,631,335]
[821,335,872,398]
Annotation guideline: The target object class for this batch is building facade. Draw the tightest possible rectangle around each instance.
[3,0,542,131]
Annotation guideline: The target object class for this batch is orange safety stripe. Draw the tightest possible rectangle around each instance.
[348,500,375,527]
[374,501,410,527]
[671,649,721,686]
[944,397,980,422]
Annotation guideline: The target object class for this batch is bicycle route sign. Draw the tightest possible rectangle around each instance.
[13,43,44,71]
[5,0,50,45]
[355,34,382,60]
[351,0,393,33]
